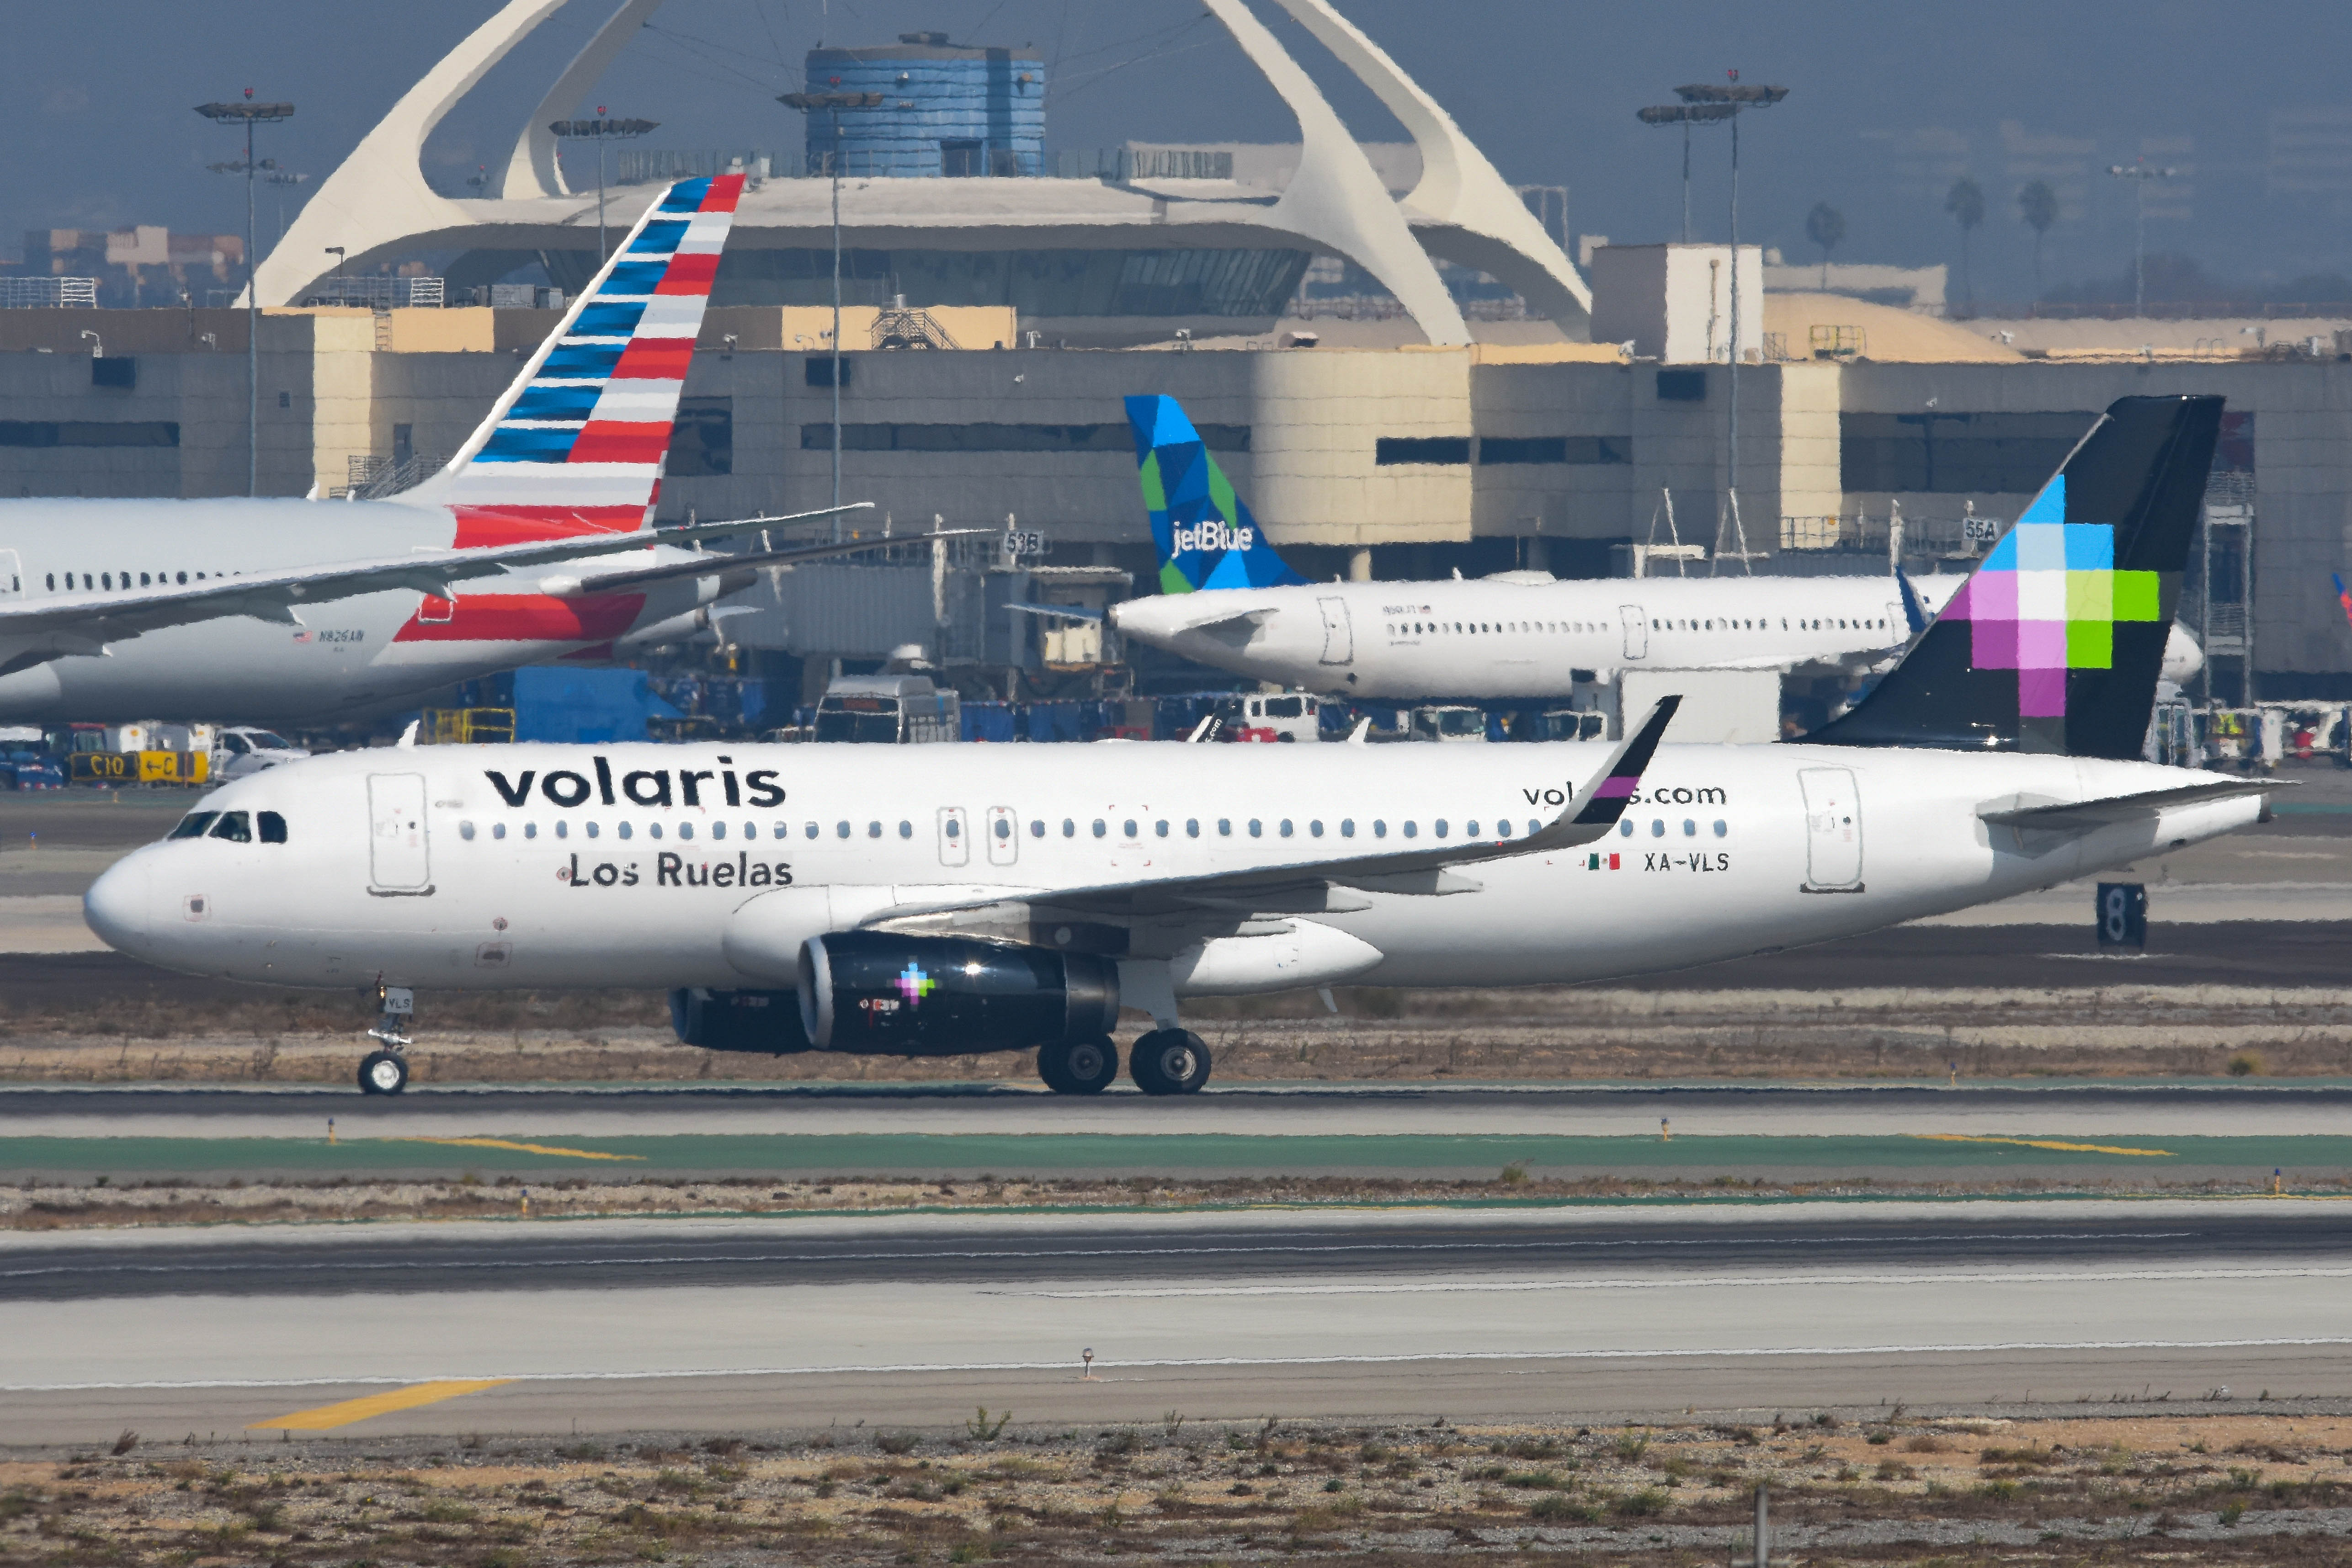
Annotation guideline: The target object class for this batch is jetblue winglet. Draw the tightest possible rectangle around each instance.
[1125,394,1308,593]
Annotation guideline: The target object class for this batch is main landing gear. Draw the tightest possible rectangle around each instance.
[1037,1036,1120,1095]
[1128,1029,1212,1095]
[359,983,414,1095]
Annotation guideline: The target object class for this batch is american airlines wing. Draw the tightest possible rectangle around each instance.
[0,504,879,675]
[878,698,1681,936]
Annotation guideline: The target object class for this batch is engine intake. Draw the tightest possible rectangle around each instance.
[798,932,1119,1055]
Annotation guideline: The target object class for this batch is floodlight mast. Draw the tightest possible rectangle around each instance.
[780,89,885,537]
[2106,162,2179,317]
[1668,80,1787,565]
[548,115,659,264]
[1635,102,1735,243]
[195,91,293,499]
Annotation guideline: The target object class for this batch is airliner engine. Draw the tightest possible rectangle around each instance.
[797,933,1121,1056]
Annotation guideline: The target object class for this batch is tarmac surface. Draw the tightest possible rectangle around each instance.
[1,1199,2347,1442]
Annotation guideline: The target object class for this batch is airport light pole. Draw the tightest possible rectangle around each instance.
[548,113,658,264]
[2106,161,2178,317]
[261,170,309,250]
[196,90,294,499]
[1668,78,1786,558]
[1635,102,1735,244]
[781,88,884,538]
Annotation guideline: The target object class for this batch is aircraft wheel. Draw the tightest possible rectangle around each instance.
[1129,1030,1212,1095]
[1038,1037,1117,1095]
[358,1050,409,1096]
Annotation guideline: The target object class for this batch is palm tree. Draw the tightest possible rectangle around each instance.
[2017,180,2059,302]
[1945,176,1985,314]
[1804,202,1846,290]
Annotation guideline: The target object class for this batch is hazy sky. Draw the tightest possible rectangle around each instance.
[10,0,2350,301]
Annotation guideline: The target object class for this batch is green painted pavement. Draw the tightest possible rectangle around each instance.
[2,1132,2351,1177]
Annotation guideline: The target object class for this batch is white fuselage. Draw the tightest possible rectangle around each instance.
[1110,573,1954,700]
[0,497,724,724]
[86,739,2258,1000]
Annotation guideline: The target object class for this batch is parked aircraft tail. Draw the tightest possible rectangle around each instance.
[1806,394,2223,759]
[412,175,746,544]
[1125,394,1308,593]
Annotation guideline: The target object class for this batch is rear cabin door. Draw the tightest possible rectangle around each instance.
[367,773,431,892]
[1317,596,1353,664]
[985,805,1018,866]
[0,549,21,598]
[937,805,970,867]
[1798,766,1863,891]
[1618,604,1647,660]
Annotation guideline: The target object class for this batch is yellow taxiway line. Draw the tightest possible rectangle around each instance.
[1911,1133,2175,1158]
[249,1379,515,1430]
[388,1137,645,1161]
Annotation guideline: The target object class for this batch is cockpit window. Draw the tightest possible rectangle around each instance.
[208,811,252,843]
[167,812,218,840]
[258,811,287,844]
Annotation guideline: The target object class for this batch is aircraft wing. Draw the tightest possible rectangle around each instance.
[1004,602,1105,623]
[872,698,1680,932]
[0,503,881,675]
[1977,777,2282,831]
[562,529,994,596]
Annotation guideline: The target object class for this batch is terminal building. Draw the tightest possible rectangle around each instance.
[0,0,2348,704]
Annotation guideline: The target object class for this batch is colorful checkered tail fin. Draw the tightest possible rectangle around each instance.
[403,175,744,544]
[1125,394,1309,593]
[1804,394,2223,759]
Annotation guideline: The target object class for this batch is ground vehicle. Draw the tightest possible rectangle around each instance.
[1213,691,1322,742]
[813,676,961,744]
[213,727,312,781]
[1410,705,1490,742]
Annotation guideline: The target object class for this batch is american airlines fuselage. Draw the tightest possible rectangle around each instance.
[86,739,2258,997]
[0,498,734,724]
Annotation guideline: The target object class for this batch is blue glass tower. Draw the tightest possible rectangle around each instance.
[803,34,1044,178]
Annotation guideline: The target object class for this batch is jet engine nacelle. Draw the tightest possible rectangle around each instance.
[798,932,1120,1056]
[668,986,811,1053]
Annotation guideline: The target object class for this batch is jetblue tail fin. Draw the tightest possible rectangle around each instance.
[417,175,746,545]
[1805,394,2223,759]
[1125,394,1308,592]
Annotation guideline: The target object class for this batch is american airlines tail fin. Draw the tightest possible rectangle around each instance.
[409,175,745,545]
[1125,394,1308,593]
[1806,394,2222,759]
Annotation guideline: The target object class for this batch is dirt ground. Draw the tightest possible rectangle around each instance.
[6,978,2352,1086]
[5,1409,2351,1565]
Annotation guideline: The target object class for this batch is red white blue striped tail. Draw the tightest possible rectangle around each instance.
[425,175,745,547]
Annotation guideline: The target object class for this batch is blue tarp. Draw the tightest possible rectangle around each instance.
[961,702,1018,743]
[513,667,682,744]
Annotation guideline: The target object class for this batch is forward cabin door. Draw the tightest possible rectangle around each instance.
[985,805,1018,866]
[367,774,431,893]
[1798,766,1863,892]
[937,805,970,868]
[1317,596,1353,664]
[1619,604,1647,660]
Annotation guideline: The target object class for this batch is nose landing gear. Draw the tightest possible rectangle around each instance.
[359,983,413,1095]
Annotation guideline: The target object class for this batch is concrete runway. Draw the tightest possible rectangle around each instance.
[1,1200,2346,1443]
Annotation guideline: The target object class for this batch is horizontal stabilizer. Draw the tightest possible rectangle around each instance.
[1978,776,2283,831]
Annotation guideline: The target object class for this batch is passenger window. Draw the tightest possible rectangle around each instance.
[679,822,694,840]
[945,819,960,839]
[1063,819,1075,838]
[1092,819,1107,838]
[619,823,633,840]
[1248,819,1262,838]
[1155,820,1168,838]
[868,822,882,838]
[1617,819,1632,838]
[1373,820,1387,838]
[586,822,599,838]
[1466,819,1479,837]
[1497,821,1513,838]
[838,821,851,838]
[712,822,726,840]
[1341,819,1355,837]
[1279,820,1293,837]
[898,821,913,839]
[557,820,570,840]
[524,823,537,839]
[491,822,505,840]
[168,812,219,840]
[1403,821,1418,839]
[1186,819,1200,838]
[1714,819,1729,837]
[1683,819,1696,836]
[1218,819,1232,837]
[1527,819,1540,835]
[1434,819,1448,838]
[1029,819,1044,837]
[1122,819,1136,839]
[1310,820,1324,837]
[208,811,251,843]
[806,822,820,839]
[1650,819,1665,837]
[994,817,1012,840]
[650,823,664,840]
[260,812,288,844]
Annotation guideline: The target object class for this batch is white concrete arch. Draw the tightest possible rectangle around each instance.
[500,0,670,200]
[247,0,576,308]
[1269,0,1591,334]
[1199,0,1470,346]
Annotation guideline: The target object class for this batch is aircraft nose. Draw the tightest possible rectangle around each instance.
[83,853,153,954]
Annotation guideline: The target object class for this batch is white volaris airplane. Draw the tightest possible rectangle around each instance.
[1094,395,2203,701]
[0,175,901,725]
[85,395,2271,1098]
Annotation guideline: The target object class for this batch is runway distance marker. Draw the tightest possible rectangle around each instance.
[1912,1134,2174,1158]
[248,1378,513,1430]
[388,1137,645,1161]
